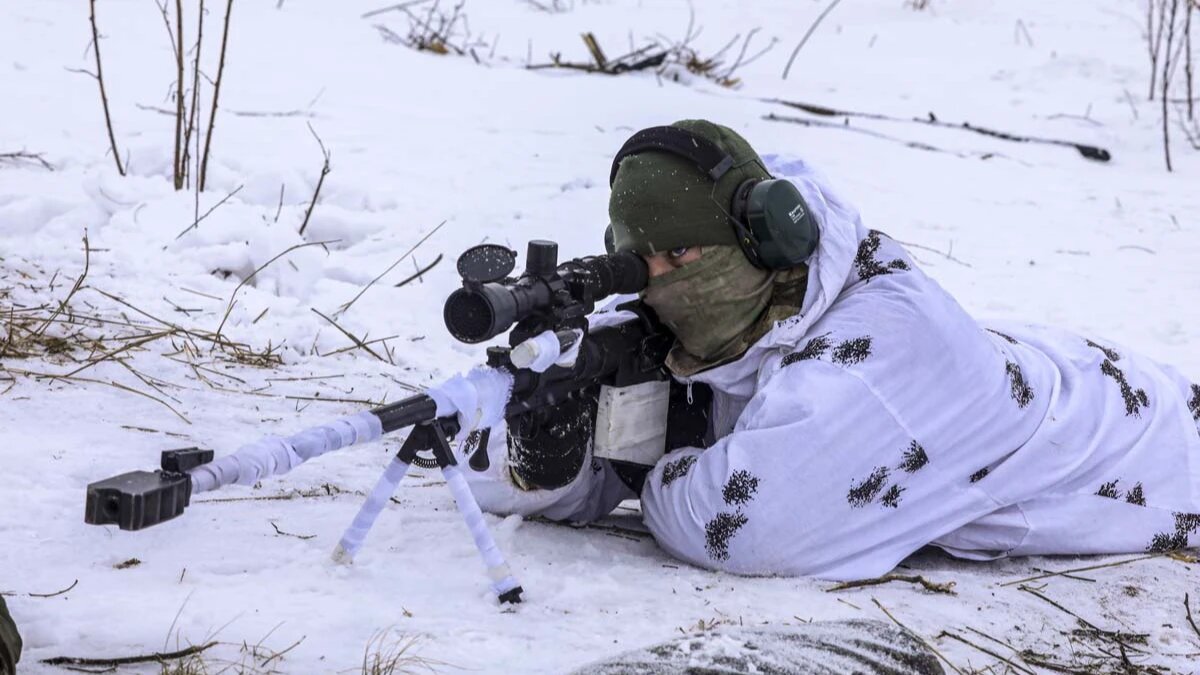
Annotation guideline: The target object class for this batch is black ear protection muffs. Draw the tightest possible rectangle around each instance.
[605,126,819,270]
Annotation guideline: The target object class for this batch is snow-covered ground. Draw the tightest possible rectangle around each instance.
[2,0,1198,672]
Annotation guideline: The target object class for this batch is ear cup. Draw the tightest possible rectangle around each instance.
[729,179,766,269]
[603,224,617,255]
[740,179,820,269]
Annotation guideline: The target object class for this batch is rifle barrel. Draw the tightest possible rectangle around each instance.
[371,394,439,434]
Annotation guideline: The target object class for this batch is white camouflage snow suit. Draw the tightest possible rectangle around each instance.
[466,156,1200,580]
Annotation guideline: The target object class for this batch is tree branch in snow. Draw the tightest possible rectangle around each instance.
[199,0,234,192]
[172,0,186,189]
[1186,593,1200,642]
[298,123,331,238]
[86,0,125,176]
[766,98,1113,162]
[0,151,53,171]
[826,573,957,595]
[41,642,218,669]
[0,579,78,598]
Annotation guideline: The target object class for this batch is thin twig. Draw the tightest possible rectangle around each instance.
[33,233,90,339]
[0,579,79,598]
[393,253,443,287]
[298,123,331,237]
[894,239,973,268]
[1017,585,1101,632]
[41,642,218,668]
[87,0,125,175]
[199,0,234,191]
[782,0,842,80]
[1186,593,1200,642]
[176,184,244,239]
[936,631,1036,675]
[310,308,386,362]
[270,520,316,540]
[871,597,962,674]
[213,239,337,344]
[999,554,1159,586]
[338,220,446,314]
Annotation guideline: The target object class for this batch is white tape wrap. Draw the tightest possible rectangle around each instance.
[425,367,514,439]
[443,464,522,597]
[189,411,383,493]
[332,457,411,564]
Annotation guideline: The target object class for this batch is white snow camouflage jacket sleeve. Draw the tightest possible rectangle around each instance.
[466,155,1200,581]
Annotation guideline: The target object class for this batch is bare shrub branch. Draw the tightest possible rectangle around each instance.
[199,0,234,192]
[87,0,125,175]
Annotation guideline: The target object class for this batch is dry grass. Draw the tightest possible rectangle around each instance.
[360,630,443,675]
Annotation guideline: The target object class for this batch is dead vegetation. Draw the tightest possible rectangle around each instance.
[372,0,491,60]
[361,630,442,675]
[526,16,778,89]
[1145,0,1198,170]
[0,237,294,421]
[82,0,238,189]
[368,1,774,88]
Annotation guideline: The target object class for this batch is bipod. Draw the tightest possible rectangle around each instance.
[333,419,524,604]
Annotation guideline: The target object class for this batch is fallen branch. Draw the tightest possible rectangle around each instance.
[87,0,125,175]
[999,554,1159,586]
[0,151,54,171]
[0,579,79,598]
[764,113,1003,161]
[41,642,218,668]
[826,573,956,595]
[766,98,1113,162]
[269,521,316,540]
[1187,593,1200,642]
[298,123,331,237]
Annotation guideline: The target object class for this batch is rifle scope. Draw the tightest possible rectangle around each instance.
[443,240,648,344]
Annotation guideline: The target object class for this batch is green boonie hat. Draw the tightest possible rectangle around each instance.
[607,119,771,256]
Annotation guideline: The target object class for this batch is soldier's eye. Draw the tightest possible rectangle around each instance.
[668,247,690,259]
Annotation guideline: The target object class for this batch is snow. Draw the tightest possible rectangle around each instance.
[1,0,1198,673]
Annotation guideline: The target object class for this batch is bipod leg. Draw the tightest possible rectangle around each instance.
[332,419,448,563]
[333,456,412,564]
[423,421,524,604]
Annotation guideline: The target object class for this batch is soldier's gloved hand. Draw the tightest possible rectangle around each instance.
[506,385,600,491]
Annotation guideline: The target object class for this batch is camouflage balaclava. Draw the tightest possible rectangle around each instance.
[607,120,780,370]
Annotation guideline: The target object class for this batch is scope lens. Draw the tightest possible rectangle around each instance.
[444,289,496,343]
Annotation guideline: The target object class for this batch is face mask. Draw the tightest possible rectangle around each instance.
[642,246,776,363]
